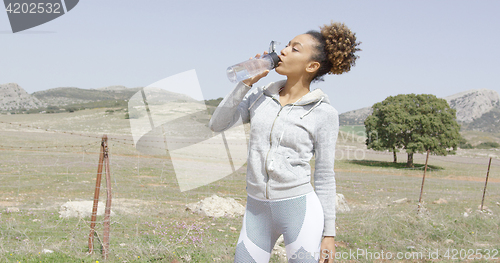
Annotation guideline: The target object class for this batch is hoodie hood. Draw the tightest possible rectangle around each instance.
[262,80,331,105]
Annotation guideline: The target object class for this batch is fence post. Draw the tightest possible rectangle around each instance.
[88,135,112,259]
[88,135,106,254]
[418,150,430,211]
[102,135,112,259]
[480,157,492,211]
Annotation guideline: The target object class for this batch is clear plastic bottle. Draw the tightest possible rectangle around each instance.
[227,41,281,83]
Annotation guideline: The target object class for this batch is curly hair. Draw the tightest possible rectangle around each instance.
[306,21,361,82]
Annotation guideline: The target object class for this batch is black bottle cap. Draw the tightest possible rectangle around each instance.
[267,52,280,69]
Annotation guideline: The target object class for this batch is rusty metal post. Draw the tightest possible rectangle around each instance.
[102,135,112,259]
[88,135,106,254]
[418,150,430,210]
[481,157,492,211]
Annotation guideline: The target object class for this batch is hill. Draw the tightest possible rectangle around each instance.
[0,83,46,111]
[0,83,205,114]
[31,86,143,106]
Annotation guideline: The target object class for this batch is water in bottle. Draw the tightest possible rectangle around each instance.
[227,41,281,83]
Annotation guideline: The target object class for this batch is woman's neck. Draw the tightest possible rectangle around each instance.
[280,76,311,101]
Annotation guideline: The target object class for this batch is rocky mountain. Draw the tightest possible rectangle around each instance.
[0,83,46,111]
[338,106,372,126]
[339,89,500,132]
[443,89,499,123]
[0,83,204,113]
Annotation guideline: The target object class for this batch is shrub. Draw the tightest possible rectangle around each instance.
[475,142,500,149]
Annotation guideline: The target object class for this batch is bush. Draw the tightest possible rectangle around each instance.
[475,142,500,149]
[460,143,474,149]
[66,107,77,113]
[458,138,473,149]
[46,106,59,110]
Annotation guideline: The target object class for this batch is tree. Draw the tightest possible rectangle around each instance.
[365,94,462,168]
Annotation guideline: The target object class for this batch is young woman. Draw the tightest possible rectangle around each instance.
[209,22,360,262]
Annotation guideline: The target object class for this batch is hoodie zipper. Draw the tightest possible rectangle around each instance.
[264,97,283,199]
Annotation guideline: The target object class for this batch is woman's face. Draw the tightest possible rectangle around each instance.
[275,34,319,79]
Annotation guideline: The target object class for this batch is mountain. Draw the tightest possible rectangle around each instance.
[338,106,372,126]
[32,86,143,106]
[0,83,205,113]
[95,85,129,91]
[443,89,499,123]
[0,83,46,111]
[339,89,500,132]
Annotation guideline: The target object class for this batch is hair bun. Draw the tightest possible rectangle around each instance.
[320,22,361,75]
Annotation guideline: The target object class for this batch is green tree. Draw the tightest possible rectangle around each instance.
[365,94,462,167]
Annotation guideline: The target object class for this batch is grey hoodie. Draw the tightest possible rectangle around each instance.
[208,80,338,237]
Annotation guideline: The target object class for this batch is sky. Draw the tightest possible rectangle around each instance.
[1,0,500,114]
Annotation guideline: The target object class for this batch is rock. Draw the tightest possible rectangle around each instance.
[444,89,500,123]
[59,201,114,219]
[478,208,494,215]
[463,212,469,217]
[417,203,428,217]
[180,254,191,262]
[433,198,448,204]
[336,193,350,213]
[6,207,20,213]
[0,83,46,111]
[272,235,287,262]
[186,195,244,218]
[393,198,408,204]
[445,239,454,244]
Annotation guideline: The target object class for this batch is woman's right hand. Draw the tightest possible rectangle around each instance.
[242,52,270,87]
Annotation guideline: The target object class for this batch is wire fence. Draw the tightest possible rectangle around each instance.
[0,118,499,262]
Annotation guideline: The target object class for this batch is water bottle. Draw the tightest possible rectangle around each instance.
[227,41,281,83]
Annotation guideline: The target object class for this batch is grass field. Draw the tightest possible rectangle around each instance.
[1,109,499,262]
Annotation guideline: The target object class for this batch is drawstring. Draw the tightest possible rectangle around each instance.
[300,96,324,119]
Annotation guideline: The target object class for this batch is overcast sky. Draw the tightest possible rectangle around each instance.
[1,0,499,114]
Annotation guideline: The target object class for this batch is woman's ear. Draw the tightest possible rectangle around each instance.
[306,61,320,74]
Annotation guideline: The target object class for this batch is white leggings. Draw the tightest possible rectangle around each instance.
[234,191,324,263]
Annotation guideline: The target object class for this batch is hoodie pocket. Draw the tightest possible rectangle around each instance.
[283,155,308,178]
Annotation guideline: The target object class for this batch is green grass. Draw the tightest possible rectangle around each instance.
[339,125,367,137]
[347,159,444,171]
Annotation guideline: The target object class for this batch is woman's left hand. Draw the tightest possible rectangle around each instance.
[319,236,335,262]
